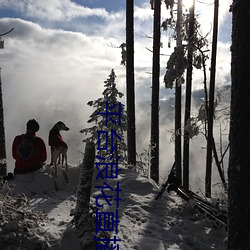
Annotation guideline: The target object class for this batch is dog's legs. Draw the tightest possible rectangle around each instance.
[50,147,54,165]
[57,154,61,164]
[61,153,65,165]
[64,153,68,171]
[61,152,68,171]
[61,152,69,183]
[52,148,60,177]
[52,147,68,176]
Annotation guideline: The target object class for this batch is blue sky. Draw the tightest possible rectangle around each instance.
[0,0,232,174]
[73,0,126,12]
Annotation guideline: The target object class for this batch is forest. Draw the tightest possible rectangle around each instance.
[0,0,249,249]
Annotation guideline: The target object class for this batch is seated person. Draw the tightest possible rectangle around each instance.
[12,119,47,174]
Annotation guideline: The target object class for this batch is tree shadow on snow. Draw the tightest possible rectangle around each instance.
[134,187,227,250]
[100,166,227,250]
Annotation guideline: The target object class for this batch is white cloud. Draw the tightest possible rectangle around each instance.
[3,21,130,121]
[0,0,232,178]
[195,0,232,38]
[134,4,153,21]
[0,17,128,169]
[0,0,110,21]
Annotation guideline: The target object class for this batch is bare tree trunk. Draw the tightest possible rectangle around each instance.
[205,0,219,197]
[175,0,183,183]
[0,30,14,177]
[228,0,250,248]
[211,137,227,191]
[150,0,161,184]
[0,69,7,177]
[126,0,136,166]
[183,0,195,190]
[75,142,95,236]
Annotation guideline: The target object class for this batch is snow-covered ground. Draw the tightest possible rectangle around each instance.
[0,164,227,250]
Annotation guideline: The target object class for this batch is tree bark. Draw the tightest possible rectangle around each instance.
[183,0,195,190]
[211,137,227,191]
[205,0,219,197]
[175,0,183,183]
[228,0,250,248]
[150,0,161,184]
[0,69,7,177]
[74,142,95,235]
[126,0,136,166]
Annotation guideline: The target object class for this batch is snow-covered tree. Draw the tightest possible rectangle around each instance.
[80,69,127,162]
[162,1,210,188]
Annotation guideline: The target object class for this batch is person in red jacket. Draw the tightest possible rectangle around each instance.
[12,119,47,174]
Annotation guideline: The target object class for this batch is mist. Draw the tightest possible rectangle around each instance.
[0,1,231,194]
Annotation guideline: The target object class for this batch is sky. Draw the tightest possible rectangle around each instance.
[0,0,232,189]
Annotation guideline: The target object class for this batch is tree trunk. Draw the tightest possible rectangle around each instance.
[126,0,136,166]
[0,70,7,177]
[205,0,219,197]
[211,137,227,191]
[150,0,161,184]
[183,0,195,190]
[175,0,183,183]
[228,0,250,248]
[75,142,95,236]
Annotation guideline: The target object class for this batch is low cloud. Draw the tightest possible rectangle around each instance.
[0,0,232,193]
[0,0,109,21]
[0,18,126,170]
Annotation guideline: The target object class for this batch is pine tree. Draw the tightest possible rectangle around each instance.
[163,1,210,187]
[150,0,161,184]
[0,69,7,177]
[205,0,219,198]
[228,0,250,248]
[183,0,195,190]
[80,69,127,162]
[126,0,136,166]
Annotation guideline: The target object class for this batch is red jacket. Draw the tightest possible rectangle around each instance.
[48,128,68,149]
[12,131,47,171]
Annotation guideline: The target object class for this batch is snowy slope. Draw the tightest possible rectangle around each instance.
[1,165,227,250]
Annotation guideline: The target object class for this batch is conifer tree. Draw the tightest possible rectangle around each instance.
[228,0,250,248]
[126,0,136,166]
[150,0,161,184]
[80,69,127,162]
[163,1,210,187]
[0,69,6,177]
[0,28,14,177]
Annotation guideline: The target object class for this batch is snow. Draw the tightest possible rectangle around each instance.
[1,164,227,250]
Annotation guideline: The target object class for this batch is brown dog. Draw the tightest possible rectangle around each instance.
[48,121,69,176]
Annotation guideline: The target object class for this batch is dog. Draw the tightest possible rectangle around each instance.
[48,121,69,176]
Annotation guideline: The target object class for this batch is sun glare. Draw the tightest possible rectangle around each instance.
[183,0,194,9]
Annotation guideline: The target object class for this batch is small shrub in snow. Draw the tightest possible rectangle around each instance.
[0,180,53,249]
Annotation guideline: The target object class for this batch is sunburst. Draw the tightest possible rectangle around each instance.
[183,0,194,9]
